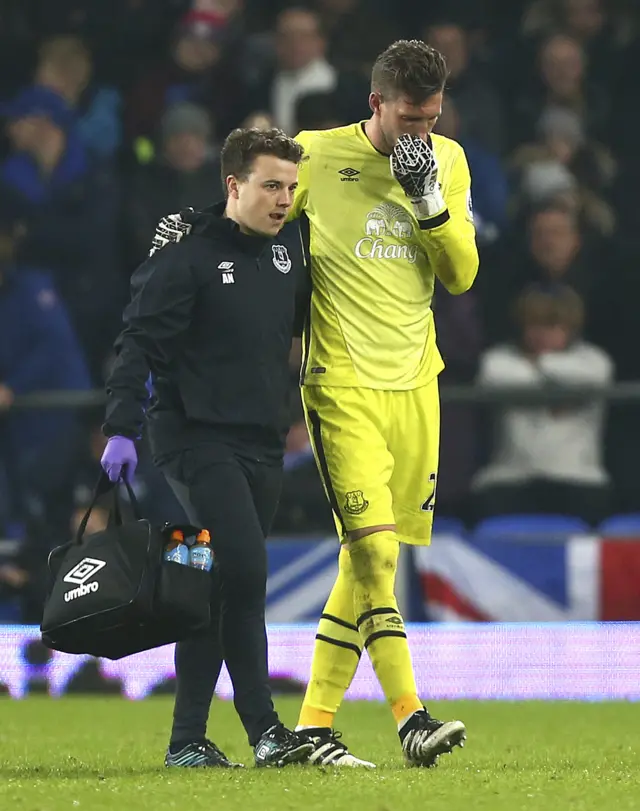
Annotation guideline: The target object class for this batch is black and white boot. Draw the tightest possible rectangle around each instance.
[400,709,466,767]
[304,728,376,768]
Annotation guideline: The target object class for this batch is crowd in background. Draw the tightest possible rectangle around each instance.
[1,0,640,619]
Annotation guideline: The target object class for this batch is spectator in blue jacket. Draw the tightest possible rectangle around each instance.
[34,35,123,162]
[0,85,123,381]
[0,215,91,542]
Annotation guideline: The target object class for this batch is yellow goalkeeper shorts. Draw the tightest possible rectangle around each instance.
[301,379,440,545]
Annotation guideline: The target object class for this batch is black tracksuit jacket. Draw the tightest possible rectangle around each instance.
[103,203,308,458]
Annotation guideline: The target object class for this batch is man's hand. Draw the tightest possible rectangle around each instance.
[390,134,447,221]
[0,383,14,411]
[101,436,138,483]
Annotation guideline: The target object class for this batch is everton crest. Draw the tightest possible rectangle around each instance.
[272,244,291,274]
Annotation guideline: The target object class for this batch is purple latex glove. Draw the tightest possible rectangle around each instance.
[101,436,138,483]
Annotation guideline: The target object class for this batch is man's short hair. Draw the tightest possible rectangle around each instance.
[220,127,304,188]
[371,39,449,103]
[515,284,585,336]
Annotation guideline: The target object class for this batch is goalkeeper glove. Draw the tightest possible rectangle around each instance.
[149,209,196,256]
[390,134,448,224]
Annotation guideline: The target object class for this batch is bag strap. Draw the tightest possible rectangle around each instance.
[75,472,142,545]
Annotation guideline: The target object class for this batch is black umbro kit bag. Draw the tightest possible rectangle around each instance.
[41,474,212,660]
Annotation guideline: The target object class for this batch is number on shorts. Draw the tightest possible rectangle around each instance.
[420,472,437,512]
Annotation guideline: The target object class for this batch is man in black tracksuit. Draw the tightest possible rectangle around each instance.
[101,128,313,768]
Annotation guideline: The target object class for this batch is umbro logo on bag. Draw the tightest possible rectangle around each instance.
[338,167,360,182]
[63,557,106,602]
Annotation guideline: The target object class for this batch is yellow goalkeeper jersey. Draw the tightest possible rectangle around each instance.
[290,122,479,390]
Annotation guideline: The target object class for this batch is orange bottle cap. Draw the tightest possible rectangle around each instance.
[197,529,211,543]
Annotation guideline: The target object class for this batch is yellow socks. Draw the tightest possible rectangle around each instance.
[297,546,362,729]
[298,531,422,730]
[349,531,422,721]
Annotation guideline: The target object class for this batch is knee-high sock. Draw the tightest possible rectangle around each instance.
[298,546,362,728]
[349,531,422,723]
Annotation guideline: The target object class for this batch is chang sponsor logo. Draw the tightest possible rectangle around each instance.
[354,202,419,264]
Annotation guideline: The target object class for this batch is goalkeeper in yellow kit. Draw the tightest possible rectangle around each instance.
[289,40,479,768]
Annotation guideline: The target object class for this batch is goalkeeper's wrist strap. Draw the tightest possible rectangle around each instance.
[410,192,450,229]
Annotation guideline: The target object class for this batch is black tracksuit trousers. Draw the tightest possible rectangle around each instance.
[158,439,282,747]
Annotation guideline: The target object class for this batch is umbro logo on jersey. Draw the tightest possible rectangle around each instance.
[218,261,235,284]
[338,167,360,182]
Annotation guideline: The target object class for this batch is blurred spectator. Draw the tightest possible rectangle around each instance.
[510,104,616,237]
[472,285,613,525]
[435,97,508,245]
[34,36,122,161]
[249,7,368,135]
[425,21,506,154]
[295,91,345,132]
[525,205,601,299]
[0,215,90,542]
[479,204,604,346]
[128,102,221,263]
[0,85,122,380]
[511,105,616,196]
[313,0,399,75]
[512,33,609,146]
[521,0,632,72]
[125,8,246,147]
[258,7,339,135]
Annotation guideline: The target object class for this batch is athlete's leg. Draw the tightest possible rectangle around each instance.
[382,381,466,765]
[295,386,390,766]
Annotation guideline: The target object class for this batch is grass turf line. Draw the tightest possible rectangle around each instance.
[0,697,638,810]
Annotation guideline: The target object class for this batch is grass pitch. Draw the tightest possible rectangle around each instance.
[0,696,638,810]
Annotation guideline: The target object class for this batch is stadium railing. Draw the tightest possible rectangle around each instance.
[9,382,640,409]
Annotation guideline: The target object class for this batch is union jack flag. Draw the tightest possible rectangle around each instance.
[413,533,640,622]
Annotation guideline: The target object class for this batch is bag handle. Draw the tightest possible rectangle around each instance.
[75,472,142,545]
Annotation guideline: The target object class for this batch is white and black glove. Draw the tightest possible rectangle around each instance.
[149,209,195,256]
[390,134,448,224]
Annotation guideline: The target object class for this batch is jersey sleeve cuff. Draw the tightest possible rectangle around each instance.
[418,209,451,230]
